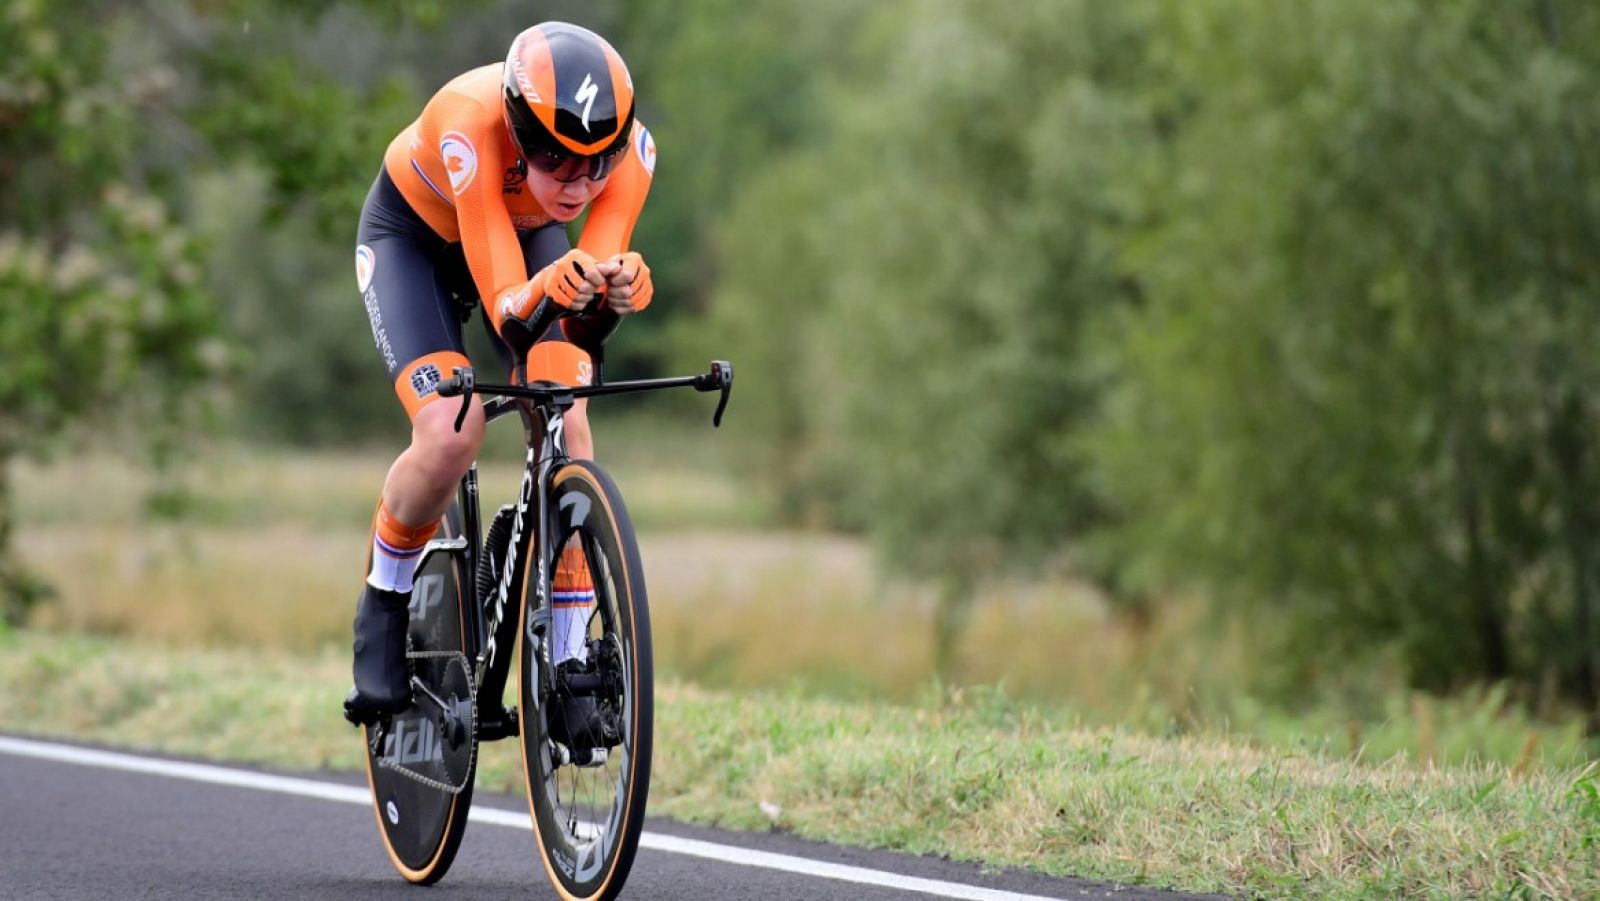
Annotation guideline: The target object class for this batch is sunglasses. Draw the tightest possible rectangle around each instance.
[523,144,625,183]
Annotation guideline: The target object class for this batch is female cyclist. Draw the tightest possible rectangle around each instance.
[343,22,657,756]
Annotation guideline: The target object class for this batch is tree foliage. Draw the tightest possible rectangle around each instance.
[1,1,220,621]
[695,0,1155,670]
[1088,0,1600,708]
[0,0,453,620]
[693,0,1600,706]
[6,0,1598,714]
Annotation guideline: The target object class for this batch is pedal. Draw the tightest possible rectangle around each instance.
[478,705,521,742]
[342,691,366,727]
[344,688,393,728]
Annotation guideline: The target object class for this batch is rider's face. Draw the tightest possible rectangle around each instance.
[528,167,610,223]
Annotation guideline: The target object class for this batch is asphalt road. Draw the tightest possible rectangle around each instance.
[0,736,1227,901]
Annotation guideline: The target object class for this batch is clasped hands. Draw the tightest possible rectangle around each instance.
[540,249,652,315]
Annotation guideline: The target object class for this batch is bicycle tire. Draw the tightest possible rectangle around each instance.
[360,501,478,885]
[519,461,653,901]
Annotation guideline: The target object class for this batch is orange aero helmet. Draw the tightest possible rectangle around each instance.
[503,22,636,182]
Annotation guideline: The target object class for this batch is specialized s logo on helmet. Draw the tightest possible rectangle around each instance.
[502,23,636,160]
[440,131,478,195]
[575,73,599,132]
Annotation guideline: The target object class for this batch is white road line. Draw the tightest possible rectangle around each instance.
[0,735,1062,901]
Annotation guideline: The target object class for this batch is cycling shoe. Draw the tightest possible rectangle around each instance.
[343,584,413,724]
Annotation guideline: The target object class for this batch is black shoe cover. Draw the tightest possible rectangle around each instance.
[343,584,413,724]
[548,659,620,757]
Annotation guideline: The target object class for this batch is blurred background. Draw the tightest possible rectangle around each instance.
[3,0,1598,767]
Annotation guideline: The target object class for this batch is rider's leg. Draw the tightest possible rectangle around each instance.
[383,390,487,522]
[350,354,482,717]
[565,398,593,460]
[368,369,486,591]
[350,353,482,716]
[548,395,613,754]
[554,399,595,664]
[525,342,599,666]
[348,169,480,717]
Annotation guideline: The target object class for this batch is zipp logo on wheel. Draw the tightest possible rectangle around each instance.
[409,574,444,622]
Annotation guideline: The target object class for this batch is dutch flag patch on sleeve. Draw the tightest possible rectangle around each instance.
[635,125,656,177]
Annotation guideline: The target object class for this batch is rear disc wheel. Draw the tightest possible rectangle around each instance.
[360,502,477,885]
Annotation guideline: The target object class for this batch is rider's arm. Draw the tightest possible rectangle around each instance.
[429,97,541,335]
[577,123,655,259]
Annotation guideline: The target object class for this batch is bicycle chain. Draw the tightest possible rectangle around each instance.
[372,648,478,795]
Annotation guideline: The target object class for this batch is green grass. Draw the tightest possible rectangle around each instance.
[1,629,1595,899]
[9,445,1597,772]
[6,440,1598,895]
[12,410,773,533]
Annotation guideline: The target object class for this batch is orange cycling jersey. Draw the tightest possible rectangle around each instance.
[383,64,657,332]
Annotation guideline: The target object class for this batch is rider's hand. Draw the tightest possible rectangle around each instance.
[496,249,602,326]
[598,251,652,314]
[536,248,606,313]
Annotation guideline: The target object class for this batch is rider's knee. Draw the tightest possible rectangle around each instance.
[393,353,481,483]
[410,396,484,485]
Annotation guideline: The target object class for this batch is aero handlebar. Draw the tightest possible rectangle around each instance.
[436,295,734,434]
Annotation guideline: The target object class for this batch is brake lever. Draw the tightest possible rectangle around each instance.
[708,360,733,427]
[437,366,476,433]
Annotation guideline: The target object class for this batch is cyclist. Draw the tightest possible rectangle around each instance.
[344,22,656,756]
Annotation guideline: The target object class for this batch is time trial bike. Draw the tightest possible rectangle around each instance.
[343,297,733,900]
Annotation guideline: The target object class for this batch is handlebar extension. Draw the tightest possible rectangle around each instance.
[499,297,622,362]
[436,357,734,432]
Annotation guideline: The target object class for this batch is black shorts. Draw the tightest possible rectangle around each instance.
[354,166,568,415]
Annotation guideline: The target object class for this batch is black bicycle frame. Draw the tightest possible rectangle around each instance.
[434,326,733,741]
[454,396,563,739]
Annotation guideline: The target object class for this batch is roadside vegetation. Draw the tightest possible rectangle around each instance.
[3,629,1595,899]
[5,3,1600,897]
[11,449,1596,772]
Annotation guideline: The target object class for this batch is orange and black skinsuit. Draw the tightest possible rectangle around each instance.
[355,63,657,413]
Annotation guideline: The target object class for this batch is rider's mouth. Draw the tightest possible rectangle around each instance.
[555,201,585,217]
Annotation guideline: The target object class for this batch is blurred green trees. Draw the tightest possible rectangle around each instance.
[1,0,219,621]
[693,0,1153,670]
[699,0,1600,713]
[0,0,454,620]
[3,0,1597,718]
[1087,0,1600,713]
